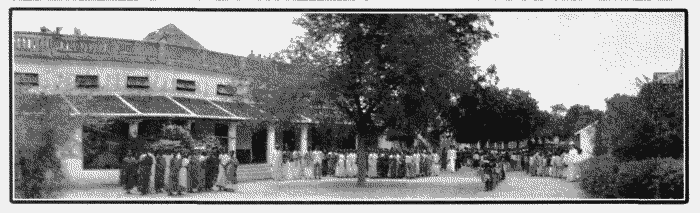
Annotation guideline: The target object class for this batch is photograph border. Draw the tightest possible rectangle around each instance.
[8,7,690,205]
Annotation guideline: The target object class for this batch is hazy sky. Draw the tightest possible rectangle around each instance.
[12,11,685,111]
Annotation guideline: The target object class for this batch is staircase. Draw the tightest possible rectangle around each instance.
[237,163,272,181]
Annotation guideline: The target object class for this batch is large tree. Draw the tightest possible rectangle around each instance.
[293,14,497,185]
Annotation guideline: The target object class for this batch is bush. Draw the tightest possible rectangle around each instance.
[580,156,684,199]
[161,124,194,149]
[580,155,620,198]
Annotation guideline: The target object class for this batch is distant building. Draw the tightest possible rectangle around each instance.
[654,49,685,84]
[574,120,598,158]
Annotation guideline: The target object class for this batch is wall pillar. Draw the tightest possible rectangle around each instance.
[300,124,309,154]
[185,120,194,132]
[129,119,141,139]
[228,122,238,152]
[266,124,276,164]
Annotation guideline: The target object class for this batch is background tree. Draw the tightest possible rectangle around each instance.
[293,13,497,185]
[14,87,86,198]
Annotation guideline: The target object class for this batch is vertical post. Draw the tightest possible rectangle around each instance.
[228,122,238,152]
[300,124,309,154]
[267,123,276,164]
[185,120,194,132]
[73,125,83,158]
[129,119,141,139]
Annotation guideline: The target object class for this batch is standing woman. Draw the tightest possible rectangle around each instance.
[196,151,207,192]
[405,151,413,179]
[122,150,138,194]
[137,150,154,196]
[368,151,378,178]
[377,152,386,178]
[349,151,358,178]
[537,153,547,177]
[335,151,346,178]
[397,152,406,179]
[303,150,314,180]
[216,149,230,191]
[188,152,200,193]
[387,152,396,179]
[313,147,324,179]
[167,151,184,196]
[154,151,167,193]
[432,150,440,176]
[447,147,457,173]
[179,152,191,194]
[283,149,292,180]
[529,152,538,176]
[204,150,219,191]
[326,151,336,177]
[224,151,239,192]
[271,146,283,181]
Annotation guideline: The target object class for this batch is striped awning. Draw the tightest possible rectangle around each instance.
[121,95,190,115]
[14,93,69,114]
[18,93,338,123]
[64,95,137,114]
[172,97,230,117]
[57,94,257,120]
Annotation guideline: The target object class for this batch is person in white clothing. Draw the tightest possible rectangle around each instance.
[447,147,457,173]
[336,152,346,178]
[312,147,324,179]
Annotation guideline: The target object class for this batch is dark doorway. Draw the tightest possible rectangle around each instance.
[215,123,229,149]
[282,127,298,151]
[251,125,268,164]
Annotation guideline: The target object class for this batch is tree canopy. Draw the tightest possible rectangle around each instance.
[288,13,498,184]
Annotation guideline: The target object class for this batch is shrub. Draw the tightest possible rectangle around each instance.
[161,124,194,149]
[580,155,684,199]
[580,155,620,198]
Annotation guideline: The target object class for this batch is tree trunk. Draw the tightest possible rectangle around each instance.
[356,133,368,186]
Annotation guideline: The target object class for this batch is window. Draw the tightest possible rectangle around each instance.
[176,79,196,92]
[76,75,99,89]
[126,76,149,89]
[217,84,237,96]
[15,73,39,86]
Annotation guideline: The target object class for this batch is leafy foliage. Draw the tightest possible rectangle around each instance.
[160,124,194,150]
[594,79,683,161]
[14,88,86,198]
[290,13,497,184]
[580,156,684,199]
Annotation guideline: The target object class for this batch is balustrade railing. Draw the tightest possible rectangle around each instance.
[13,31,255,76]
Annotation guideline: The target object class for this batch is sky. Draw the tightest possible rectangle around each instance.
[12,11,685,112]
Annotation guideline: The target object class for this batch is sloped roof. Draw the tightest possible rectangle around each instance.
[143,24,206,50]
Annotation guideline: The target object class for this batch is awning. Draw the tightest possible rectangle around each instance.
[64,94,137,114]
[121,95,190,115]
[171,97,230,117]
[14,93,66,114]
[211,100,260,119]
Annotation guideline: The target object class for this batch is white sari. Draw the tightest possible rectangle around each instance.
[216,154,230,187]
[336,154,346,178]
[368,153,378,178]
[447,150,456,172]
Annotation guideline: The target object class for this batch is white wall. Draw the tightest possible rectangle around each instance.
[14,59,250,103]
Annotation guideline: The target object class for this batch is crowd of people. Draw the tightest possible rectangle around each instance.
[120,148,240,196]
[455,147,584,182]
[270,146,456,181]
[119,144,584,196]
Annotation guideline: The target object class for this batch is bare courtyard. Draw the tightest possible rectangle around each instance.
[59,169,585,201]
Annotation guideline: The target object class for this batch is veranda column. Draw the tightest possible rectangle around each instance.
[129,119,142,139]
[300,124,309,154]
[228,122,238,152]
[185,120,194,132]
[266,124,276,164]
